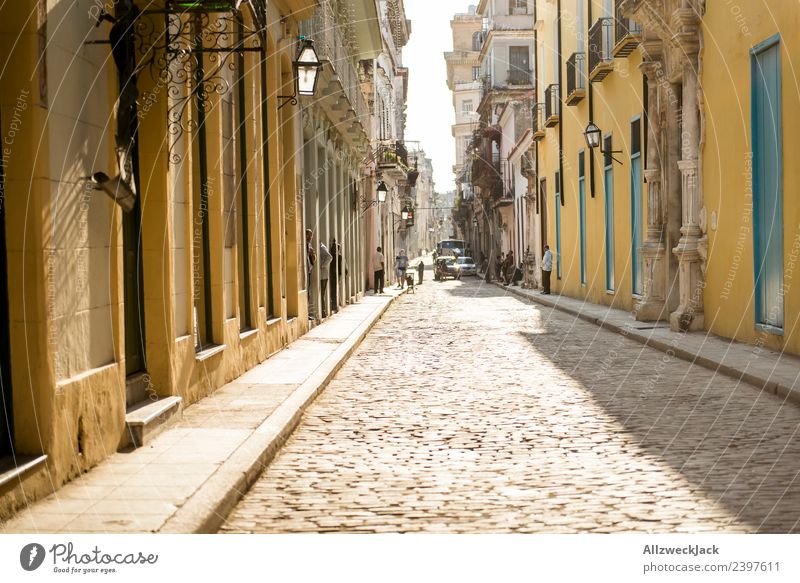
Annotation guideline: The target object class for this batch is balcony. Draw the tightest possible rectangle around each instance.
[532,103,545,140]
[507,67,533,87]
[544,84,560,127]
[588,18,614,82]
[299,3,369,132]
[498,159,515,205]
[376,141,408,178]
[565,52,586,105]
[612,4,642,57]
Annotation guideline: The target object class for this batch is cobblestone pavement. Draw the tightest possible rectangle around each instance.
[221,275,800,533]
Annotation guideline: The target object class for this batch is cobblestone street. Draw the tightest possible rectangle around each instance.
[221,273,800,533]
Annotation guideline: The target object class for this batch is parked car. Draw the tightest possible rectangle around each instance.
[456,256,477,276]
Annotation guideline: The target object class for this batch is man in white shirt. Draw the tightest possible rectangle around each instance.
[541,245,553,295]
[372,246,385,294]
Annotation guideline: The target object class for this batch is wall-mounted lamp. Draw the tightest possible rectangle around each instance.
[584,122,622,165]
[278,37,323,109]
[472,216,478,227]
[360,180,388,214]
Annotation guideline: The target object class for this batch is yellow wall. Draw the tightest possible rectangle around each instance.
[0,1,310,520]
[702,2,800,355]
[537,0,645,311]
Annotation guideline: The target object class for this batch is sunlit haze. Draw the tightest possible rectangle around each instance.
[404,0,476,193]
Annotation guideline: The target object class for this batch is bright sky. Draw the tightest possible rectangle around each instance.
[404,0,476,193]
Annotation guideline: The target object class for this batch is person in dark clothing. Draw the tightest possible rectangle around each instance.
[511,262,523,286]
[330,238,339,313]
[416,260,425,285]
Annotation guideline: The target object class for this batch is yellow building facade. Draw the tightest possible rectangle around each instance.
[0,0,316,520]
[532,0,800,356]
[700,1,800,356]
[534,0,646,311]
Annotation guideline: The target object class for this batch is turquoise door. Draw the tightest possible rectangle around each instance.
[751,35,783,330]
[579,151,586,285]
[555,172,562,279]
[604,160,615,291]
[630,120,643,296]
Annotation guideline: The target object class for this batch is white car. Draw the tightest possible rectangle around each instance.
[456,256,477,276]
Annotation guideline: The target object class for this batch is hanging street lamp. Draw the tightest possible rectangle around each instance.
[278,37,323,109]
[583,121,622,164]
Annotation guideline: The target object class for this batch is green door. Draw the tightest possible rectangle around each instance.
[751,35,784,330]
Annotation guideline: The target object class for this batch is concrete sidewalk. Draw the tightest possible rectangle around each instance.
[1,288,406,534]
[497,283,800,406]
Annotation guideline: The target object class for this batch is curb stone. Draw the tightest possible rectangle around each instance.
[159,289,408,533]
[495,282,800,407]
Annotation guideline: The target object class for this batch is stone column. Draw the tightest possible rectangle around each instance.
[636,57,668,321]
[670,33,705,331]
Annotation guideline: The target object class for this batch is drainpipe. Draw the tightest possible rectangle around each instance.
[557,0,564,206]
[588,0,595,197]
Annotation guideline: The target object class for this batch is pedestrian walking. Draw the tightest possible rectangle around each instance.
[395,249,409,289]
[373,246,385,294]
[319,242,333,317]
[541,245,553,295]
[416,260,424,285]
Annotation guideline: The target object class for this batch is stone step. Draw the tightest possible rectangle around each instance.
[122,397,183,449]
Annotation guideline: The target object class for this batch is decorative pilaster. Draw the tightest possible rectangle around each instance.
[636,57,669,321]
[669,35,705,331]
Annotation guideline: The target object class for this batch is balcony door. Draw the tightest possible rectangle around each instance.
[509,46,530,85]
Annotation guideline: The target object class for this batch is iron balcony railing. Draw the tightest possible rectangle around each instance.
[376,141,408,169]
[544,84,560,127]
[588,17,614,81]
[532,103,545,140]
[507,67,533,86]
[613,2,643,57]
[565,52,586,105]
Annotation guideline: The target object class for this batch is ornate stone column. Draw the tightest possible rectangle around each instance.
[636,53,669,321]
[669,10,705,331]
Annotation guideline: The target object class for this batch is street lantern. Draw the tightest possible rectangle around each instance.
[584,122,602,149]
[583,122,622,165]
[376,181,388,203]
[278,37,323,108]
[472,216,478,227]
[296,38,322,96]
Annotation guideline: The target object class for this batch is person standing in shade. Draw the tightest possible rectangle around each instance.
[395,249,409,289]
[305,229,316,320]
[373,246,385,294]
[330,238,339,313]
[318,242,333,317]
[541,245,553,295]
[416,260,425,285]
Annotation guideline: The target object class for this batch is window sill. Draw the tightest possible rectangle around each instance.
[266,317,282,328]
[756,323,784,337]
[239,328,258,341]
[0,455,48,488]
[195,344,227,362]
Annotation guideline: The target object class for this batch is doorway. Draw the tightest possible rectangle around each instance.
[539,178,547,254]
[0,155,13,457]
